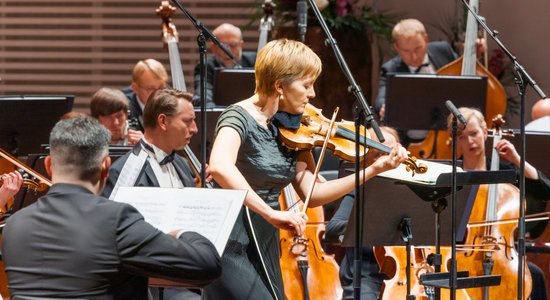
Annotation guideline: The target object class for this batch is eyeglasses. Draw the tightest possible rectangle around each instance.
[220,41,241,49]
[136,83,167,93]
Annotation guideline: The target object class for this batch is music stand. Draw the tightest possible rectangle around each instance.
[212,68,255,106]
[384,74,487,130]
[0,95,74,156]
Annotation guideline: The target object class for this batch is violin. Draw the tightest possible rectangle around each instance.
[278,104,427,176]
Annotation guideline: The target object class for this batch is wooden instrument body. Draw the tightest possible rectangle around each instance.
[279,186,342,300]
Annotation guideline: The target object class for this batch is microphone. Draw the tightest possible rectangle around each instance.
[297,1,307,43]
[445,100,467,128]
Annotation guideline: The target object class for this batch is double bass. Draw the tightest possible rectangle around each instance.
[408,0,507,160]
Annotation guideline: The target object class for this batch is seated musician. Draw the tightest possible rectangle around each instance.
[90,87,143,146]
[192,23,256,107]
[123,58,169,132]
[0,171,23,207]
[102,88,210,299]
[2,116,221,299]
[448,107,550,300]
[324,126,400,300]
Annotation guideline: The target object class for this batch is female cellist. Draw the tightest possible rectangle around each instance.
[205,39,409,300]
[448,107,550,299]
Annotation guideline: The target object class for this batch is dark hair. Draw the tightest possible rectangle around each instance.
[142,88,193,129]
[49,116,110,180]
[90,87,129,118]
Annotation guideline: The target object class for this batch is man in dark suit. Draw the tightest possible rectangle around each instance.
[103,88,210,300]
[2,116,221,299]
[374,18,457,122]
[103,88,201,198]
[123,58,169,132]
[193,23,256,107]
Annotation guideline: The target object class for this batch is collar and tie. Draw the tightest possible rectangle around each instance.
[140,141,176,165]
[414,62,430,74]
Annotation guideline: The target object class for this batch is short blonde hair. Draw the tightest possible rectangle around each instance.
[392,18,427,42]
[447,107,486,135]
[131,58,169,83]
[254,39,322,96]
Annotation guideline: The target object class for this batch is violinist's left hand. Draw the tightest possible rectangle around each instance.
[0,171,23,206]
[495,139,520,166]
[370,144,408,174]
[194,163,214,185]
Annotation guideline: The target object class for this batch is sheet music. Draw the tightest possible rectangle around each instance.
[114,187,247,255]
[377,159,464,185]
[108,150,148,200]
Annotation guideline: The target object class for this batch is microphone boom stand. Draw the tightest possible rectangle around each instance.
[306,1,383,299]
[460,1,547,299]
[170,0,241,186]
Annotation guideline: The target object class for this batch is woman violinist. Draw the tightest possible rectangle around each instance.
[448,107,550,300]
[205,39,408,300]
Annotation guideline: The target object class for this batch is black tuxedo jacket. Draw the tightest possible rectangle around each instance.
[2,183,221,299]
[102,143,196,198]
[122,86,145,132]
[374,41,457,113]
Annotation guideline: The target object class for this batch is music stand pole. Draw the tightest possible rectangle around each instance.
[170,0,241,186]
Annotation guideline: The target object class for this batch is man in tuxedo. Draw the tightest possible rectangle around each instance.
[103,88,200,197]
[2,116,221,299]
[103,88,208,300]
[192,23,256,107]
[123,58,169,132]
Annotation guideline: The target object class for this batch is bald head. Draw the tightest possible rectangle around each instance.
[210,23,244,67]
[531,98,550,121]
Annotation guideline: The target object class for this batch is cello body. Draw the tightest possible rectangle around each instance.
[279,185,342,300]
[457,183,532,299]
[376,246,470,300]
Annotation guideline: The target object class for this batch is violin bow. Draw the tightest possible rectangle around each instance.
[300,107,339,214]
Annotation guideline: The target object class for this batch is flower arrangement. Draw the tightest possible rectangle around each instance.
[264,0,396,40]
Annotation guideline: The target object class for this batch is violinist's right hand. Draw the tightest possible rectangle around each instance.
[267,210,308,236]
[370,143,408,174]
[0,171,23,206]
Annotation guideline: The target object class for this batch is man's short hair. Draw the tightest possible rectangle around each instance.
[142,88,193,129]
[90,87,129,118]
[392,18,427,42]
[131,58,169,83]
[49,116,110,180]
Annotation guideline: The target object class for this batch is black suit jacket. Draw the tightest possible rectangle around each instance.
[102,143,196,198]
[374,41,457,113]
[2,183,221,299]
[192,51,256,107]
[122,86,145,132]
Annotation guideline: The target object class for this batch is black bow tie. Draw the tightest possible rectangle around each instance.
[159,151,176,165]
[141,141,175,165]
[414,62,430,74]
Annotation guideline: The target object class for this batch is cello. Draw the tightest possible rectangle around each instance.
[456,116,531,299]
[279,107,342,300]
[407,0,507,160]
[279,184,342,300]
